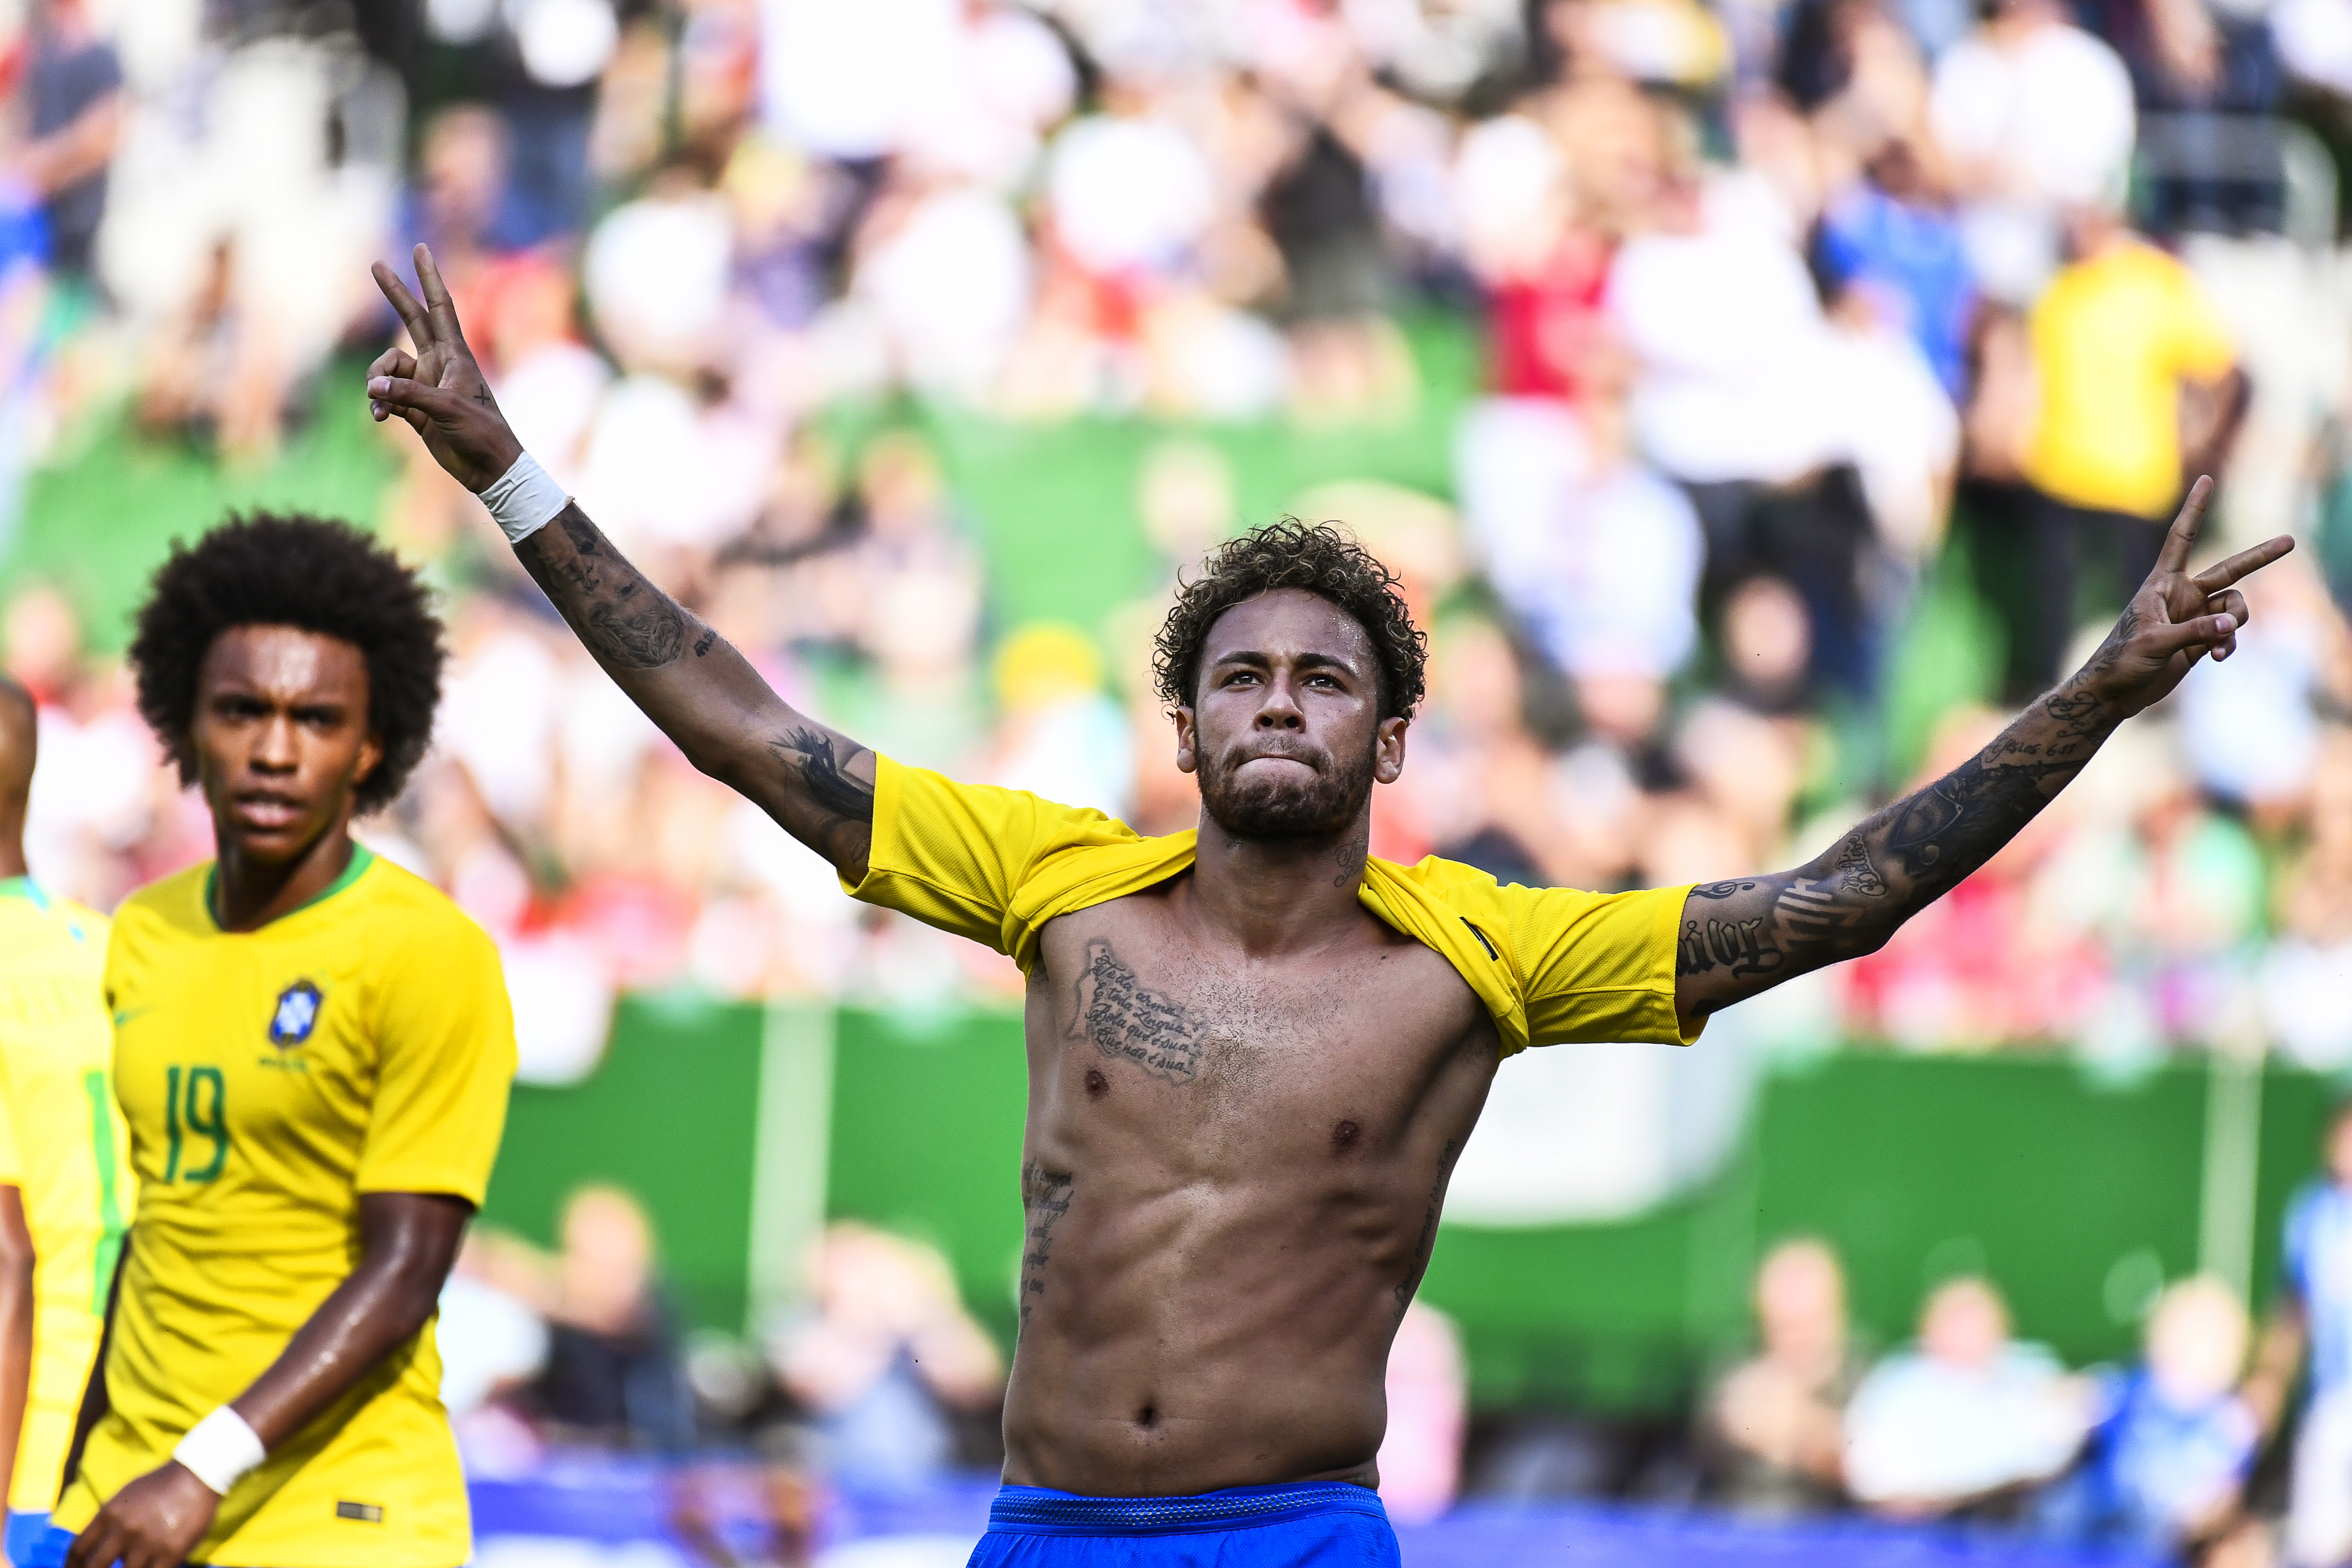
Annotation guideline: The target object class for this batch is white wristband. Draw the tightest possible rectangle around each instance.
[479,451,569,544]
[172,1405,266,1495]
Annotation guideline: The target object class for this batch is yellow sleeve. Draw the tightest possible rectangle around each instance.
[2167,261,2236,382]
[843,755,1141,956]
[353,916,516,1204]
[1496,881,1698,1048]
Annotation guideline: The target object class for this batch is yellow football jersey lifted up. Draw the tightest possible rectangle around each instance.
[54,849,515,1568]
[0,879,133,1512]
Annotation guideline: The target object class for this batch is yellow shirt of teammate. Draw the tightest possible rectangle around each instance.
[54,849,514,1568]
[2023,238,2238,520]
[0,879,132,1512]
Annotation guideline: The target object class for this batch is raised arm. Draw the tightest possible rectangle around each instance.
[1674,479,2292,1032]
[364,245,875,881]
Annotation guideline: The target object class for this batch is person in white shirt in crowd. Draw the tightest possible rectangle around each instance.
[1927,0,2136,303]
[1843,1275,2094,1516]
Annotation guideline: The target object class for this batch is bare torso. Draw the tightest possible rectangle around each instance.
[1003,875,1499,1496]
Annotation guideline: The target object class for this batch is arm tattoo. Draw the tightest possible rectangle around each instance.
[1018,1159,1073,1334]
[527,508,689,670]
[779,727,875,823]
[1069,939,1209,1084]
[1675,670,2124,1015]
[763,727,875,872]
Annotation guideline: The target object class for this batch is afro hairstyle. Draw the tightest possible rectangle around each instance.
[129,513,445,816]
[1153,518,1427,722]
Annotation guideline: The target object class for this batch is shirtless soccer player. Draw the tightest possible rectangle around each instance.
[57,517,516,1568]
[370,241,2291,1568]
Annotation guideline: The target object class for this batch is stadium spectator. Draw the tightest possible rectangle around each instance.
[772,1222,1003,1490]
[471,1185,696,1453]
[2034,1276,2259,1557]
[1994,199,2244,697]
[1842,1276,2095,1516]
[16,0,120,278]
[2247,1098,2352,1568]
[1704,1239,1862,1517]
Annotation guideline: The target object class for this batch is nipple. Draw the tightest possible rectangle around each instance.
[1331,1119,1361,1154]
[1085,1069,1109,1097]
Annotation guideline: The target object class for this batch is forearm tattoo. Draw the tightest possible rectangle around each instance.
[1069,939,1209,1084]
[1676,672,2121,1015]
[1018,1158,1074,1334]
[518,506,689,670]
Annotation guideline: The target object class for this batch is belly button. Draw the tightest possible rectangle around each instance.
[1136,1404,1158,1429]
[1085,1069,1108,1097]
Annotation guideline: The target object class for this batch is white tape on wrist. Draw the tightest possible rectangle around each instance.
[173,1405,266,1495]
[479,452,569,545]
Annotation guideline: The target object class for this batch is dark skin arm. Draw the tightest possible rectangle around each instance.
[0,1187,34,1506]
[2242,1292,2308,1440]
[363,244,877,882]
[1674,478,2293,1033]
[64,1193,470,1568]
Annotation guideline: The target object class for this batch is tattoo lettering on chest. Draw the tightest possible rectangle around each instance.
[1019,1159,1073,1332]
[1070,939,1210,1085]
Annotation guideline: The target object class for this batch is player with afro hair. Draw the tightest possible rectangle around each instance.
[128,512,443,817]
[56,512,508,1568]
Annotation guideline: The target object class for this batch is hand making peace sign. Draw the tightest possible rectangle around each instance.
[365,243,523,493]
[2072,475,2296,719]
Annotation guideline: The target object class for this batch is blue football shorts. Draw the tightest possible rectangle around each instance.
[967,1481,1399,1567]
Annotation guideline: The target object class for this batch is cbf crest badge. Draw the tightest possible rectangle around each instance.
[269,980,324,1048]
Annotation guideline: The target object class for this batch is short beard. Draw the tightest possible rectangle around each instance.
[1197,742,1376,844]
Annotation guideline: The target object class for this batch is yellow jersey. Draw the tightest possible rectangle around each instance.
[2024,239,2238,519]
[54,849,515,1568]
[843,757,1700,1055]
[0,879,132,1511]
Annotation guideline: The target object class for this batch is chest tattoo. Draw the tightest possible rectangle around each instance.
[1069,939,1209,1085]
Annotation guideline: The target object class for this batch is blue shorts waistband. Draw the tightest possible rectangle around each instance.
[987,1481,1389,1537]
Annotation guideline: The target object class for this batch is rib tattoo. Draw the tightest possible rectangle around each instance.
[1018,1159,1074,1333]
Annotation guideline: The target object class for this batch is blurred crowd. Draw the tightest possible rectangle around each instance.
[1693,1100,2352,1568]
[432,1193,1468,1544]
[433,1107,2352,1567]
[0,0,2350,1075]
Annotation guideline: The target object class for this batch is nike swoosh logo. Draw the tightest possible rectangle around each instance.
[111,1007,154,1028]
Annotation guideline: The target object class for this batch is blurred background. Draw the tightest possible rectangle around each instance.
[9,0,2352,1561]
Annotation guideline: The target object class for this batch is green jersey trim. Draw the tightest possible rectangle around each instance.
[204,844,378,932]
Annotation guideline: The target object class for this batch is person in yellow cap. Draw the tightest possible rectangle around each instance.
[0,675,131,1568]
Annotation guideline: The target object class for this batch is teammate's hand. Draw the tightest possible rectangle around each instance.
[2071,475,2295,719]
[64,1460,219,1568]
[365,242,523,493]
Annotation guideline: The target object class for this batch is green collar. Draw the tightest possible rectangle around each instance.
[206,844,376,932]
[0,876,42,909]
